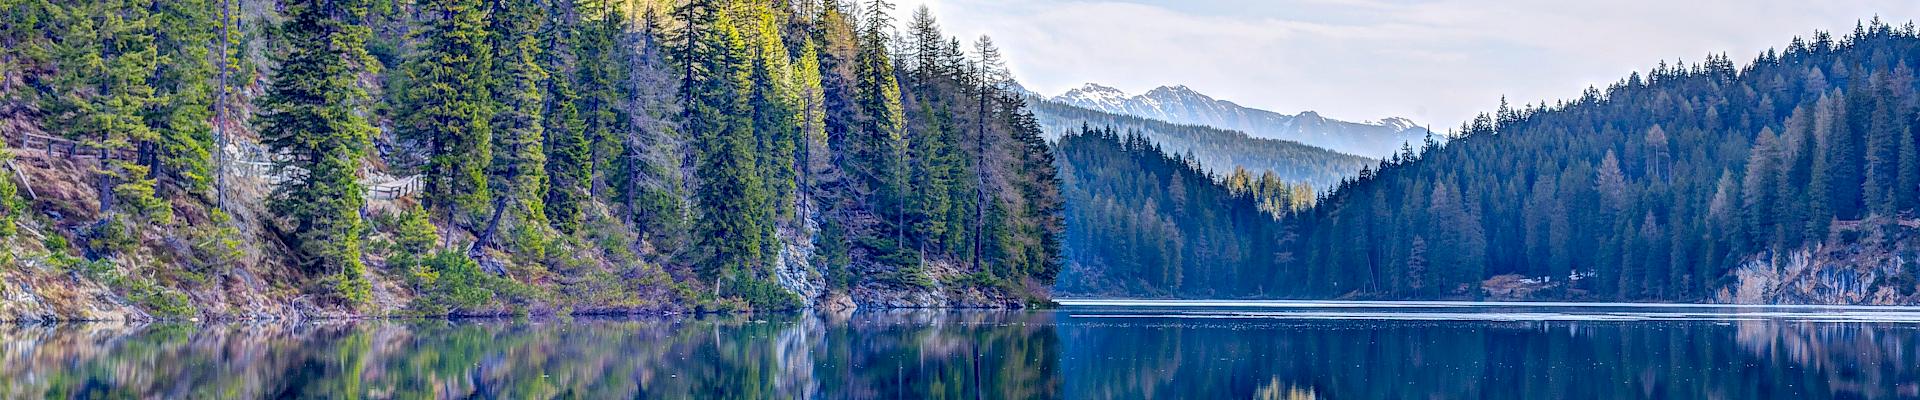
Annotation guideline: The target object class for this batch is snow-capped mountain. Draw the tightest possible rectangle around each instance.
[1051,83,1432,158]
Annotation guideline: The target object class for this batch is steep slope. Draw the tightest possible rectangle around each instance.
[1283,21,1920,305]
[0,0,1062,321]
[1028,97,1373,191]
[1052,83,1430,158]
[1053,126,1288,297]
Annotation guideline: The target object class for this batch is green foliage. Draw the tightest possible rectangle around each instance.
[676,3,778,300]
[1282,21,1920,301]
[0,152,20,239]
[392,204,441,255]
[150,0,220,196]
[258,0,377,307]
[41,0,174,224]
[400,0,495,221]
[87,217,138,255]
[186,209,244,274]
[488,0,552,256]
[543,70,592,234]
[1053,128,1282,297]
[403,250,497,316]
[727,277,802,311]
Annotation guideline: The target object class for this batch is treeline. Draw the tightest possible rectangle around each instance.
[1284,19,1920,300]
[1054,127,1290,297]
[3,0,1061,311]
[1027,97,1373,191]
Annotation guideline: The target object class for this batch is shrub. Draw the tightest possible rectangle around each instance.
[406,250,497,315]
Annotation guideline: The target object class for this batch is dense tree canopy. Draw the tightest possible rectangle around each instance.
[1281,20,1920,301]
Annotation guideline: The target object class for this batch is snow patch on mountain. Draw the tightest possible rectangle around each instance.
[1049,83,1433,158]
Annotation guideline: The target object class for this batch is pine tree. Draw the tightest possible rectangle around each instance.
[257,0,379,305]
[47,0,173,224]
[619,11,687,249]
[400,0,495,227]
[693,22,774,301]
[150,0,218,197]
[572,1,629,199]
[477,0,550,251]
[1863,80,1901,217]
[852,0,910,264]
[542,0,590,234]
[672,1,779,302]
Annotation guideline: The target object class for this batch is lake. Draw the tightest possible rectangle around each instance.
[5,300,1919,398]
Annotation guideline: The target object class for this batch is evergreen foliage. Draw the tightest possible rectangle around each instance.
[257,0,379,305]
[1283,21,1920,300]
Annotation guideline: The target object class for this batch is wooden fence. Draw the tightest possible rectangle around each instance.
[6,129,423,200]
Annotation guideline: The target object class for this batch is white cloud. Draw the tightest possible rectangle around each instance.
[889,0,1920,127]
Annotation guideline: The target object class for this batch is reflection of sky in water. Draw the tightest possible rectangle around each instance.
[1059,300,1920,323]
[4,302,1919,398]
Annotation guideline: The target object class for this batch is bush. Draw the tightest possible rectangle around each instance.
[0,151,20,238]
[405,250,497,315]
[321,265,373,306]
[729,277,801,311]
[187,209,244,275]
[87,217,137,255]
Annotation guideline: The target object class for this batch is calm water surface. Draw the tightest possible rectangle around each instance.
[6,300,1920,399]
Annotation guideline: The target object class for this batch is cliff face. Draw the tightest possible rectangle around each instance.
[1722,222,1920,306]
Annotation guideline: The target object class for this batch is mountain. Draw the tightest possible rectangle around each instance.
[1027,97,1374,191]
[1052,83,1431,158]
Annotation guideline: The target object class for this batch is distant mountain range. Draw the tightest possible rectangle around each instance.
[1049,83,1431,158]
[1025,96,1373,191]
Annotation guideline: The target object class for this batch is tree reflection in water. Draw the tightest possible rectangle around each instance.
[3,311,1918,398]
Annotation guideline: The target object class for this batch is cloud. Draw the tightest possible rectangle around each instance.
[890,0,1920,127]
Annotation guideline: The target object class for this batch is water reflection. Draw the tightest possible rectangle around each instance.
[3,306,1919,399]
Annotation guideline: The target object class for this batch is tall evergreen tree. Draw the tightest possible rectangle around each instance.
[256,0,379,305]
[46,0,172,223]
[477,0,550,251]
[399,0,495,227]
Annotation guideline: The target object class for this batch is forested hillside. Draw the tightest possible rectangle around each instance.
[1286,20,1920,304]
[0,0,1061,320]
[1053,127,1299,297]
[1028,98,1374,190]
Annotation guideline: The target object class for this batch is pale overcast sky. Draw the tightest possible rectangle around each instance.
[890,0,1920,128]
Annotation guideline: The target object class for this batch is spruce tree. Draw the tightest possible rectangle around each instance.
[257,0,378,305]
[150,0,218,197]
[852,0,910,263]
[400,0,495,227]
[47,0,172,224]
[539,0,588,235]
[479,0,550,251]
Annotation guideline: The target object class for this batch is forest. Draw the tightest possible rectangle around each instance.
[1053,127,1304,297]
[1051,20,1920,303]
[1282,20,1920,302]
[0,0,1060,316]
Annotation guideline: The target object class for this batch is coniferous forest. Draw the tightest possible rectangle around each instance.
[0,0,1060,316]
[1278,20,1920,302]
[1051,20,1920,304]
[9,0,1920,320]
[1052,127,1302,297]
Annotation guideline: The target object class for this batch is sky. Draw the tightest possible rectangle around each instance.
[888,0,1920,128]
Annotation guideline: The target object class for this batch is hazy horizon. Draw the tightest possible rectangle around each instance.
[894,0,1920,128]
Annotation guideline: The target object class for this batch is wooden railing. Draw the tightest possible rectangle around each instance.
[6,129,423,200]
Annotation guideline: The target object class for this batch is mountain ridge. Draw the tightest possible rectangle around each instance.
[1051,83,1431,158]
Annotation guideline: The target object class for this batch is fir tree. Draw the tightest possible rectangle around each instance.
[257,0,379,305]
[400,0,495,227]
